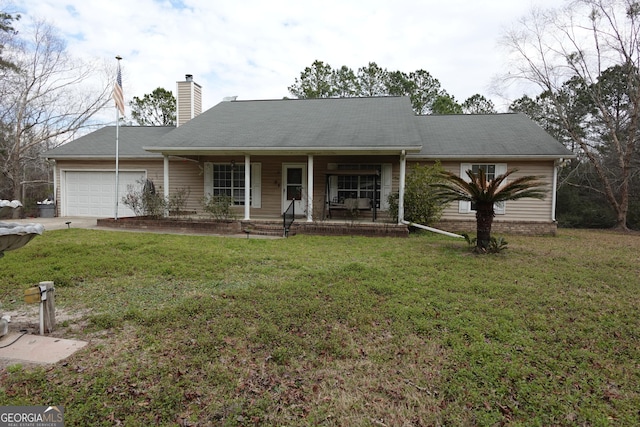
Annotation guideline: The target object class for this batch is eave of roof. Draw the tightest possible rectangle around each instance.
[408,153,576,161]
[43,154,162,161]
[143,146,423,156]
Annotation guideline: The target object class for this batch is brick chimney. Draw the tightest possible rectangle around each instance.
[176,74,202,126]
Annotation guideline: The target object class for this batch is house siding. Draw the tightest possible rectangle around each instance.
[200,155,399,218]
[53,156,558,236]
[57,156,400,219]
[405,160,555,223]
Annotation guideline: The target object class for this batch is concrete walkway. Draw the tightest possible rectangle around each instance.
[0,332,87,367]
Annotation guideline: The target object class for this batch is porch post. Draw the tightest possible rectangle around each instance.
[398,150,406,224]
[163,155,169,218]
[307,154,314,222]
[244,154,251,220]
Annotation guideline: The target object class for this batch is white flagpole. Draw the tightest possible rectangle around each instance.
[114,56,123,220]
[115,106,120,220]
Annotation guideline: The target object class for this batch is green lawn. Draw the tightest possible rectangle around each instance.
[1,228,639,426]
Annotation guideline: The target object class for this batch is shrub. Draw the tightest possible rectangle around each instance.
[167,187,191,218]
[462,233,509,254]
[388,162,446,225]
[122,179,166,218]
[201,194,236,220]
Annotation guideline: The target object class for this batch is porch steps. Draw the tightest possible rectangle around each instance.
[241,221,290,237]
[241,219,409,238]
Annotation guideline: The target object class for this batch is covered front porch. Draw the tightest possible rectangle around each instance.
[156,151,412,226]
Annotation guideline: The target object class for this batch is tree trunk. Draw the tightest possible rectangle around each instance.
[475,202,495,252]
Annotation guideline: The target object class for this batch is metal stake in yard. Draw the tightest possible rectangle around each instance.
[24,281,56,335]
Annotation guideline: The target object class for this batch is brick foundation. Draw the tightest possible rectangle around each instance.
[434,219,558,236]
[292,221,409,238]
[97,217,409,237]
[97,217,242,234]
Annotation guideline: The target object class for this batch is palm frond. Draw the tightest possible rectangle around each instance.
[436,168,548,204]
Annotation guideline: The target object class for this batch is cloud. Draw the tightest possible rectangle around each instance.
[14,0,561,115]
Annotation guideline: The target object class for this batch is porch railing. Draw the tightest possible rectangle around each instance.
[283,199,295,237]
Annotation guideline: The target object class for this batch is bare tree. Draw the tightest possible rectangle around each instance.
[500,0,640,230]
[0,19,112,215]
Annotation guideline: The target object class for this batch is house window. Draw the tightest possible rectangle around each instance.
[459,163,507,214]
[470,164,496,211]
[336,164,381,208]
[471,164,496,181]
[204,162,262,208]
[213,164,249,205]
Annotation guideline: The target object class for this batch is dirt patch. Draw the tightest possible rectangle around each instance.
[0,308,95,370]
[1,306,90,339]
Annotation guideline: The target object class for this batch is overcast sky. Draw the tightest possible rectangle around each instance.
[13,0,562,116]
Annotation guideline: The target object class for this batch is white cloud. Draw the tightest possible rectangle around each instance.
[13,0,563,116]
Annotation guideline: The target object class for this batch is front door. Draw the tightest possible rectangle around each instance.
[282,164,307,215]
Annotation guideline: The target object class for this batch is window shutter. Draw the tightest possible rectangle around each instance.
[495,163,507,215]
[203,162,213,197]
[327,163,338,202]
[381,163,392,210]
[251,163,261,208]
[458,163,471,214]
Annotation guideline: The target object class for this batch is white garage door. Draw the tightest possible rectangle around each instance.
[63,171,146,217]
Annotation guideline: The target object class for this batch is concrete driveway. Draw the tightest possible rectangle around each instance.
[2,217,98,231]
[2,216,279,238]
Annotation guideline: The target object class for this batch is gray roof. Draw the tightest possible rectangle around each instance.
[44,98,573,161]
[412,113,573,159]
[146,96,423,154]
[44,126,173,159]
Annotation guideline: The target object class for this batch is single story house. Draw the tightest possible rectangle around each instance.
[43,75,574,236]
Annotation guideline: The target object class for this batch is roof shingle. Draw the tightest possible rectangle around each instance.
[43,98,573,160]
[44,126,172,159]
[149,96,422,151]
[413,113,571,158]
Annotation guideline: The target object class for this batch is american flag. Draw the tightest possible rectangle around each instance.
[113,59,124,116]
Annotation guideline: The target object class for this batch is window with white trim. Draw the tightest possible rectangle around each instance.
[204,162,262,207]
[336,164,382,208]
[215,164,247,205]
[459,163,507,214]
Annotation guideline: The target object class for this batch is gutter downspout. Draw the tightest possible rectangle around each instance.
[52,161,58,217]
[551,159,562,222]
[163,155,169,217]
[307,155,313,222]
[401,220,464,238]
[398,150,406,224]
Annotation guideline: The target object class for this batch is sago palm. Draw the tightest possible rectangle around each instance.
[436,168,548,252]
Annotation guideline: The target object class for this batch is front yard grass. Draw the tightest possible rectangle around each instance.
[0,229,639,426]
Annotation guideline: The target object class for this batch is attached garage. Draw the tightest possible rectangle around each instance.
[62,170,146,217]
[43,126,170,218]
